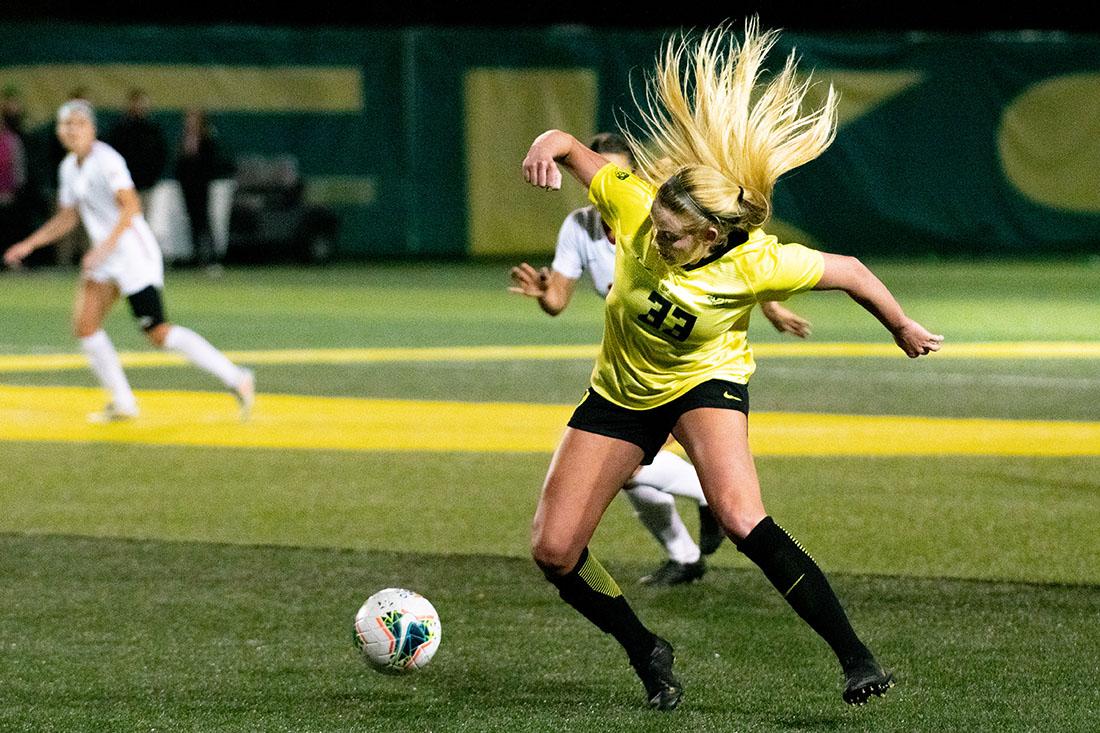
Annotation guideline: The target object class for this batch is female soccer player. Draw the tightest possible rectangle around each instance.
[511,131,812,586]
[3,100,254,421]
[521,21,942,710]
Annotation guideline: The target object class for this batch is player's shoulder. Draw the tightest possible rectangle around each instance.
[731,228,823,289]
[591,163,656,200]
[91,140,127,167]
[731,228,784,263]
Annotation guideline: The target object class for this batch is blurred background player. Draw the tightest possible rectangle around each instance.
[2,100,254,421]
[23,88,95,265]
[510,132,812,585]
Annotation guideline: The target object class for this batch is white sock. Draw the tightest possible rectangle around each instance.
[621,484,701,564]
[80,330,137,412]
[632,450,707,505]
[163,325,244,389]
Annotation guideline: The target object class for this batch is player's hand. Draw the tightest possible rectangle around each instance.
[522,153,563,191]
[3,241,33,268]
[81,246,110,274]
[760,301,812,338]
[508,262,550,298]
[892,319,944,358]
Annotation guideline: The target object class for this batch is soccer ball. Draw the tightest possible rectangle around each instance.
[353,588,442,674]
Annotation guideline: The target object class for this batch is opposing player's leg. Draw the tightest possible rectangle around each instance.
[621,484,706,585]
[532,427,682,710]
[74,278,138,421]
[133,286,255,419]
[633,448,726,555]
[673,407,893,705]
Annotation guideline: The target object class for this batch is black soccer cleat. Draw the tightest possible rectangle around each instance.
[698,505,726,556]
[639,559,706,586]
[842,659,895,705]
[631,636,683,710]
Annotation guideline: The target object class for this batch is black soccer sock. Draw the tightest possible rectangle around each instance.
[737,516,872,670]
[547,547,656,664]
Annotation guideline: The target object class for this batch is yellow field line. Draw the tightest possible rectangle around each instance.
[1,341,1099,373]
[2,384,1097,457]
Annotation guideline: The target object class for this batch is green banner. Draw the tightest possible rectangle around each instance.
[4,25,1099,258]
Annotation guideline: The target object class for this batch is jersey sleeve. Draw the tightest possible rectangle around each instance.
[57,162,76,207]
[749,242,825,302]
[102,148,136,193]
[550,211,587,280]
[587,163,655,238]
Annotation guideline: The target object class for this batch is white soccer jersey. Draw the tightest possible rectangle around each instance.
[550,205,616,298]
[58,140,163,295]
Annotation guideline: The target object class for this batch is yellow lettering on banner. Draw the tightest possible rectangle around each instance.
[465,68,597,256]
[3,64,363,124]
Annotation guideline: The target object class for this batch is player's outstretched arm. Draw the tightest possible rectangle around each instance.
[814,253,943,358]
[522,130,611,191]
[3,206,80,268]
[508,263,578,316]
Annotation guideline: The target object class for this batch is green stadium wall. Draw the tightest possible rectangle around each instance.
[3,24,1099,258]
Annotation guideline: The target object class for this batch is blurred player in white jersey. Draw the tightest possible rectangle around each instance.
[509,132,811,585]
[3,100,254,421]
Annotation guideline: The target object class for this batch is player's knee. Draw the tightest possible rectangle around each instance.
[720,510,766,542]
[146,323,171,348]
[531,536,576,578]
[702,501,763,542]
[73,320,96,339]
[127,286,167,342]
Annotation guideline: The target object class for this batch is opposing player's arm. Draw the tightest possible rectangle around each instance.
[759,300,811,338]
[2,206,80,267]
[509,263,579,316]
[522,130,610,191]
[814,253,943,358]
[537,269,579,316]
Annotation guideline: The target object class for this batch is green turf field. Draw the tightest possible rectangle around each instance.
[1,261,1098,732]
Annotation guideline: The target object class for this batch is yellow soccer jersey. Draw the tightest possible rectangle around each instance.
[587,163,825,409]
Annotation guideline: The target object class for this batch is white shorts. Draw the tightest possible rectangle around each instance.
[86,226,164,296]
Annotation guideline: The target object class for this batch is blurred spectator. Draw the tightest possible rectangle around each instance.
[0,116,27,245]
[176,108,235,266]
[1,84,26,138]
[105,88,167,200]
[1,82,30,242]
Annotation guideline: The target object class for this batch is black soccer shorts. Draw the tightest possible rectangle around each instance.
[567,379,749,465]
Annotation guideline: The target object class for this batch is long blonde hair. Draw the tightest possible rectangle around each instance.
[623,18,838,234]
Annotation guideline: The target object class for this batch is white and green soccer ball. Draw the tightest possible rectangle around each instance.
[354,588,442,674]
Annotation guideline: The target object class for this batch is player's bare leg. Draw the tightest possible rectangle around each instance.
[74,279,137,421]
[674,408,894,705]
[532,428,683,710]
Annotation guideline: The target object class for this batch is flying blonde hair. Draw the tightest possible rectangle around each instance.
[623,18,838,234]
